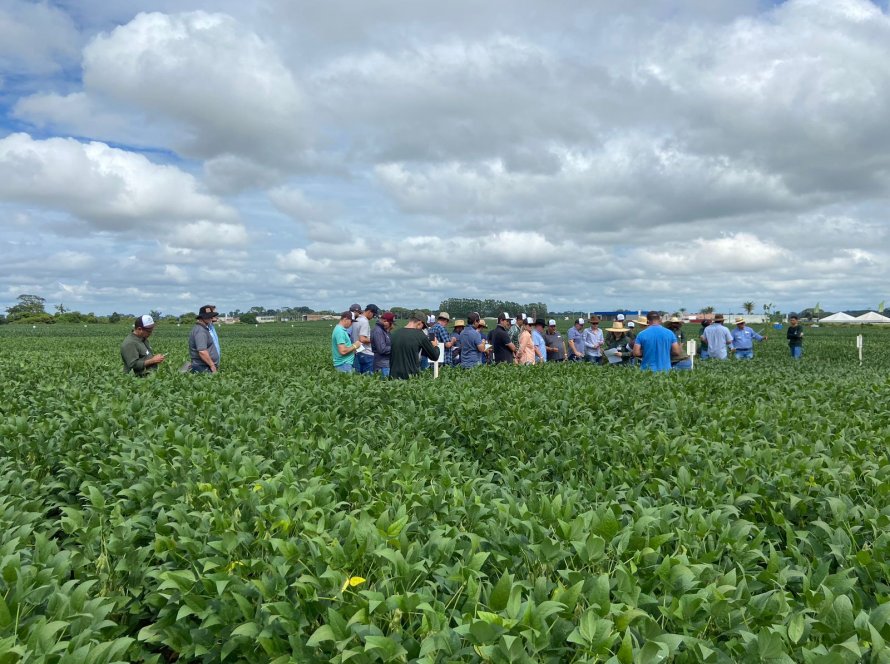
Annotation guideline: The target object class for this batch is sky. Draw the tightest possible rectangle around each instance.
[1,0,889,316]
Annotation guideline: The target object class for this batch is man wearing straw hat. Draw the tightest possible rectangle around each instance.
[731,317,767,360]
[449,319,466,366]
[701,314,733,360]
[429,311,458,366]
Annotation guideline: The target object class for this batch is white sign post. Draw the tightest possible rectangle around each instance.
[857,334,863,365]
[686,340,697,370]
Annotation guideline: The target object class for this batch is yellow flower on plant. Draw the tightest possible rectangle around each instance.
[341,576,367,592]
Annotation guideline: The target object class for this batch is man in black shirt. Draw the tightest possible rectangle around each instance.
[490,313,517,364]
[787,314,804,359]
[389,316,440,379]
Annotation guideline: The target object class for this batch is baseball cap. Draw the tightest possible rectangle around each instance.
[548,319,556,326]
[365,304,380,315]
[616,314,625,321]
[576,318,585,325]
[526,315,534,324]
[380,311,395,323]
[498,313,509,322]
[349,303,362,312]
[628,321,636,328]
[197,310,216,320]
[135,314,155,329]
[438,311,450,321]
[535,318,545,327]
[509,318,516,325]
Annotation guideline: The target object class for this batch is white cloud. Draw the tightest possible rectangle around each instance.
[0,1,81,75]
[0,133,235,229]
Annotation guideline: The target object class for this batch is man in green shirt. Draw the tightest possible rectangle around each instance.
[120,315,165,376]
[332,311,361,373]
[389,316,440,379]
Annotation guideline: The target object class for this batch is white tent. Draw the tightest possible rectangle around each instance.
[854,311,890,324]
[819,312,855,323]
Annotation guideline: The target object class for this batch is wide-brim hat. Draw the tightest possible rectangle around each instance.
[453,319,466,328]
[714,315,725,322]
[606,322,626,333]
[479,319,488,328]
[438,311,450,321]
[735,317,746,324]
[632,317,648,326]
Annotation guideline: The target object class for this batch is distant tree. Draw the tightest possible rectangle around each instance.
[55,303,68,315]
[6,294,47,321]
[149,309,162,320]
[108,312,123,324]
[701,306,715,314]
[742,301,755,315]
[240,313,258,324]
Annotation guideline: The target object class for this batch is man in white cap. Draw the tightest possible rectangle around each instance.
[543,319,566,361]
[121,315,165,376]
[567,318,586,361]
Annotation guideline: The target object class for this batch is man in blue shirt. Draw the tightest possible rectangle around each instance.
[459,312,487,368]
[567,318,586,361]
[633,311,681,372]
[731,318,766,359]
[429,312,458,365]
[532,319,547,363]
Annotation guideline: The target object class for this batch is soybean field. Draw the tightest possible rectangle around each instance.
[1,322,889,663]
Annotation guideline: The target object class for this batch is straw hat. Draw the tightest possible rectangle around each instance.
[734,317,746,324]
[632,317,648,327]
[453,319,466,328]
[606,322,626,333]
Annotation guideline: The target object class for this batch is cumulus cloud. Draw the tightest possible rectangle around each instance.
[0,1,81,75]
[5,0,890,313]
[15,11,305,166]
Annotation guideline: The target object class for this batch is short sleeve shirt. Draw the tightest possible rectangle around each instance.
[459,326,484,367]
[567,326,586,356]
[635,325,676,372]
[351,315,373,355]
[703,324,733,359]
[543,331,565,360]
[332,325,354,366]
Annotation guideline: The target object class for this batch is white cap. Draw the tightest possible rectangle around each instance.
[548,319,556,326]
[576,318,585,325]
[628,321,636,328]
[616,314,625,321]
[136,314,155,328]
[521,313,526,319]
[510,318,516,325]
[526,315,534,324]
[503,311,510,319]
[427,314,435,324]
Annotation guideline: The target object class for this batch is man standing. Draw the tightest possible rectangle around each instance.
[532,319,547,363]
[199,304,221,364]
[731,318,766,359]
[429,312,458,366]
[787,315,804,359]
[189,309,220,373]
[583,316,604,363]
[699,319,711,359]
[371,311,395,377]
[543,319,566,362]
[567,318,586,361]
[450,319,465,366]
[702,315,733,360]
[332,311,361,373]
[665,317,692,370]
[459,312,487,369]
[633,311,681,372]
[121,315,165,376]
[490,313,517,364]
[389,316,440,379]
[350,304,378,374]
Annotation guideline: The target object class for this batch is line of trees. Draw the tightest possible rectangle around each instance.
[437,298,549,319]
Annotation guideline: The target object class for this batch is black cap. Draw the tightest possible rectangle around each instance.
[199,304,216,315]
[349,303,362,312]
[365,304,380,316]
[197,310,216,320]
[535,318,545,327]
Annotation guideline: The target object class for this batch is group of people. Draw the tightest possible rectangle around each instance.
[120,305,222,376]
[332,306,806,377]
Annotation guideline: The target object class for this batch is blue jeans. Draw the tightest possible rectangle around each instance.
[790,346,803,359]
[700,349,709,359]
[190,363,212,373]
[672,358,693,371]
[334,363,354,373]
[584,355,601,363]
[354,353,374,374]
[735,349,754,360]
[376,367,390,378]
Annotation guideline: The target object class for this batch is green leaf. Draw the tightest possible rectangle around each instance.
[489,572,512,612]
[306,624,336,647]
